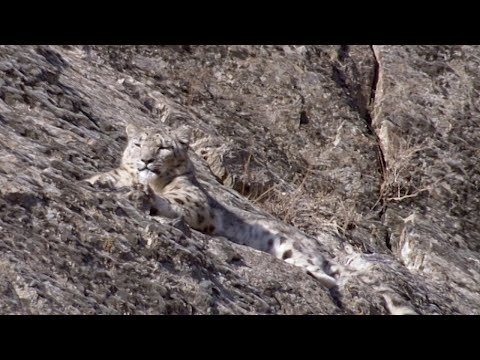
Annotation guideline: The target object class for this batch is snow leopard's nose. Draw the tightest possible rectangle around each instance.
[141,158,154,165]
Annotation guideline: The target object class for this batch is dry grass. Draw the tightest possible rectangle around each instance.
[235,135,440,238]
[243,160,311,222]
[242,161,355,236]
[374,138,436,208]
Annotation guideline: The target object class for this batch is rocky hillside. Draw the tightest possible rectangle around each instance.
[0,45,478,314]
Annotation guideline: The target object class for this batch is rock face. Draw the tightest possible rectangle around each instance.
[0,45,479,314]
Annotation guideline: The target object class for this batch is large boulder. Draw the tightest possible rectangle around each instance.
[0,45,478,314]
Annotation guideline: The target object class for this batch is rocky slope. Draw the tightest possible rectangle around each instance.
[0,45,478,314]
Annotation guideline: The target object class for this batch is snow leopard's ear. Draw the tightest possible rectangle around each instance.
[174,125,191,146]
[126,124,139,139]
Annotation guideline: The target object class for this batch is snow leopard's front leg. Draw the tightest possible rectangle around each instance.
[128,183,192,237]
[86,168,134,190]
[128,183,180,219]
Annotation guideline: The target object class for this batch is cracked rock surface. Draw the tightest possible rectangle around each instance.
[0,45,479,314]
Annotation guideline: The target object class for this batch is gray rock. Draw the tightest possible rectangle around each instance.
[0,45,478,314]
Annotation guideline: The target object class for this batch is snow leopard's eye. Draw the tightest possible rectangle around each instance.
[134,143,141,147]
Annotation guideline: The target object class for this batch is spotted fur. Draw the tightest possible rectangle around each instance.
[87,124,338,289]
[85,124,143,188]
